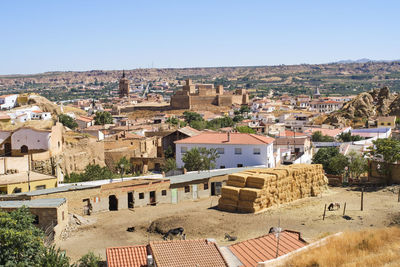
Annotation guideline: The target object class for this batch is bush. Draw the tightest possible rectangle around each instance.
[77,252,102,267]
[65,164,113,183]
[59,114,78,129]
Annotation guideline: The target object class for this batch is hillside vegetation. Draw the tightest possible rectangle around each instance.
[286,227,400,267]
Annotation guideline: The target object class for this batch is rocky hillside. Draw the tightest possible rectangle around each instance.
[324,87,400,126]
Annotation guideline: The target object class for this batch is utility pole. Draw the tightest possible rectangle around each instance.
[27,171,31,192]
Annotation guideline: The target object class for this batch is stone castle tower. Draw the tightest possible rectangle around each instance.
[119,70,130,98]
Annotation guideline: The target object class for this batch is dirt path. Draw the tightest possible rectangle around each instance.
[57,187,400,262]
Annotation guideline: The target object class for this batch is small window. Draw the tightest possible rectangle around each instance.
[220,166,225,169]
[216,148,224,154]
[13,187,22,193]
[237,164,243,167]
[184,186,190,193]
[181,147,188,154]
[388,123,391,126]
[253,148,261,155]
[35,185,46,190]
[162,190,167,196]
[62,211,65,221]
[381,122,385,125]
[234,148,242,155]
[204,183,209,190]
[139,193,144,199]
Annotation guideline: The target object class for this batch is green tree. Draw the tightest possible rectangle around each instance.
[77,252,102,267]
[40,246,72,267]
[236,126,256,134]
[94,111,113,125]
[164,145,174,159]
[166,117,179,126]
[65,164,113,183]
[0,207,44,266]
[338,132,363,142]
[347,151,368,179]
[328,154,349,176]
[163,158,177,173]
[239,105,250,114]
[182,147,220,172]
[311,131,334,142]
[233,115,244,123]
[116,157,131,174]
[183,111,203,124]
[366,138,400,182]
[312,147,343,175]
[58,114,78,130]
[189,120,207,130]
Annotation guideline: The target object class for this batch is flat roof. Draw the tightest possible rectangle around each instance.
[13,184,99,196]
[0,171,56,186]
[168,166,265,184]
[0,198,66,208]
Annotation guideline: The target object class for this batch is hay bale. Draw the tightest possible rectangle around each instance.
[239,188,264,201]
[218,198,238,207]
[221,186,241,200]
[218,203,237,212]
[227,173,249,187]
[246,174,274,189]
[226,180,246,188]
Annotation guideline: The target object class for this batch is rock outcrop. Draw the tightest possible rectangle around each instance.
[324,87,398,126]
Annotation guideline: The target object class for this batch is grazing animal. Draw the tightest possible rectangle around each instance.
[224,233,237,242]
[328,202,340,211]
[269,227,282,234]
[163,227,184,240]
[126,227,135,232]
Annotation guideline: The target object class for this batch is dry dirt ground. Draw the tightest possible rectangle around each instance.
[57,186,400,262]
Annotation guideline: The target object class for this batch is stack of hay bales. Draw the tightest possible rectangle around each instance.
[218,164,328,213]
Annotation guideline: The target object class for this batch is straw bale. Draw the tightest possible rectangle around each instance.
[226,180,246,188]
[218,198,238,207]
[228,173,249,182]
[218,203,237,212]
[239,188,264,201]
[221,186,241,200]
[246,174,274,189]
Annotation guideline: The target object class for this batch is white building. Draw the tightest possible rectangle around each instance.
[175,132,275,169]
[0,94,18,110]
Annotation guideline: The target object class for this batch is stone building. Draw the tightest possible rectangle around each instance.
[170,79,249,109]
[119,71,130,98]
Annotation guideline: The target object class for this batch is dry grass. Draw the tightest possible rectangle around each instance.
[0,120,54,131]
[63,105,86,115]
[286,227,400,267]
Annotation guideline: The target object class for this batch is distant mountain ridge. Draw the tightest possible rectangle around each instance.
[333,58,400,64]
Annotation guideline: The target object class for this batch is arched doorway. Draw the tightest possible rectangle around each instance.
[4,143,11,156]
[109,195,118,211]
[20,145,28,154]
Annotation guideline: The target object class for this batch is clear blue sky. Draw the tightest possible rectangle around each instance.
[1,0,399,74]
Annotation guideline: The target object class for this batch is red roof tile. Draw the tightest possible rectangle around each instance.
[106,245,148,267]
[149,239,228,267]
[229,231,307,267]
[175,132,275,145]
[76,116,94,122]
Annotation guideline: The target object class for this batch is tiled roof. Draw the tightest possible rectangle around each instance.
[229,230,307,267]
[303,127,349,137]
[76,116,93,122]
[275,137,309,146]
[106,245,148,267]
[149,239,229,267]
[175,132,274,145]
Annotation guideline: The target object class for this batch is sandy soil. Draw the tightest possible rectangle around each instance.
[57,186,400,261]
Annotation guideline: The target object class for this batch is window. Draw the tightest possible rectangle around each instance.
[139,193,144,199]
[35,185,46,190]
[184,185,190,193]
[216,148,224,154]
[220,166,225,169]
[381,122,385,125]
[388,123,391,126]
[20,145,28,154]
[162,190,167,196]
[204,183,209,190]
[234,148,242,155]
[33,215,39,225]
[181,146,188,154]
[62,211,65,221]
[253,148,261,155]
[237,164,243,167]
[13,187,22,193]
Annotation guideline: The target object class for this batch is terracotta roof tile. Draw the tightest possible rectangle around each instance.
[76,116,94,122]
[175,132,274,145]
[106,245,148,267]
[229,231,307,267]
[149,239,228,267]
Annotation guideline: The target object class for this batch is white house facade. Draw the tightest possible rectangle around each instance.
[0,94,18,110]
[175,132,275,169]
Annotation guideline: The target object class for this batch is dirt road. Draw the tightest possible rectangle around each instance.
[57,186,400,261]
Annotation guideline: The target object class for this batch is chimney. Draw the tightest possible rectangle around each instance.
[227,131,231,142]
[147,255,154,267]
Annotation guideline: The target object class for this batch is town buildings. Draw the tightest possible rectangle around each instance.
[175,132,276,169]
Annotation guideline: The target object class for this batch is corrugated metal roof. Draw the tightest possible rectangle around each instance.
[0,198,66,208]
[14,184,99,196]
[106,245,148,267]
[228,231,307,267]
[169,166,265,185]
[352,127,390,133]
